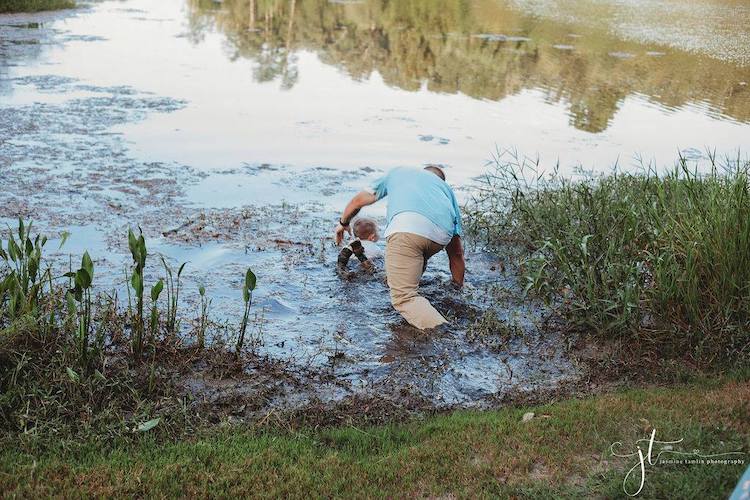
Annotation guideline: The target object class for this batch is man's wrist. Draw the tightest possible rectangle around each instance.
[339,218,350,227]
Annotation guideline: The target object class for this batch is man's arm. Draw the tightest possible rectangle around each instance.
[445,235,465,287]
[334,190,378,245]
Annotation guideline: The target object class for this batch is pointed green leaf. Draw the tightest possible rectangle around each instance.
[131,271,143,294]
[128,228,137,258]
[136,418,160,432]
[75,268,92,290]
[29,257,39,280]
[151,279,164,301]
[160,256,171,276]
[66,367,80,383]
[82,251,94,283]
[7,238,18,262]
[245,268,257,291]
[58,231,70,250]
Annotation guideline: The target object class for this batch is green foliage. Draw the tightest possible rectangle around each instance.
[467,150,750,362]
[63,251,95,365]
[0,219,50,322]
[0,224,188,441]
[135,417,160,433]
[0,219,267,446]
[0,0,75,13]
[160,257,186,336]
[236,268,257,354]
[149,279,164,341]
[127,228,147,359]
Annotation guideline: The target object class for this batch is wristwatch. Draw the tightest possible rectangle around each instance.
[339,219,349,227]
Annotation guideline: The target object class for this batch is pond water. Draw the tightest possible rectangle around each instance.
[1,0,749,408]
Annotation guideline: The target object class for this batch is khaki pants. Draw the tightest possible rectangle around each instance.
[385,232,446,329]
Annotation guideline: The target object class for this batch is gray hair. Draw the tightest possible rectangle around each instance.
[424,165,446,180]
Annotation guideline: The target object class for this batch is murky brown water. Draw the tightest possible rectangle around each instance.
[1,0,748,408]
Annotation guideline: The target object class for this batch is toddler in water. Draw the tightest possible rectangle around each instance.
[337,217,384,274]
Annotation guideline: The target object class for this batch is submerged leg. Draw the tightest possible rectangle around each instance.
[385,233,446,329]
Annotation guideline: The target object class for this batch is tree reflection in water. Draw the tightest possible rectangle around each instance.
[186,0,750,133]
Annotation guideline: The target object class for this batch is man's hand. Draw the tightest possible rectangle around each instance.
[335,223,351,246]
[445,235,465,288]
[334,190,378,246]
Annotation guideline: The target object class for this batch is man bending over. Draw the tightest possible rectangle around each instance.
[334,166,465,329]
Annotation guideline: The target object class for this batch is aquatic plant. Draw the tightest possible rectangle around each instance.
[197,285,210,349]
[466,149,750,362]
[150,279,164,342]
[128,228,147,358]
[0,219,50,322]
[161,257,187,335]
[64,251,94,364]
[235,267,257,354]
[0,221,264,445]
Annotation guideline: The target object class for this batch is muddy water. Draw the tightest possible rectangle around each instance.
[1,0,749,408]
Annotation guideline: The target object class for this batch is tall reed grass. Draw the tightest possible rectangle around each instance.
[466,150,750,363]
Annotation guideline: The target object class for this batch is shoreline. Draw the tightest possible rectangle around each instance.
[2,2,749,496]
[0,0,75,14]
[3,157,750,446]
[2,374,747,498]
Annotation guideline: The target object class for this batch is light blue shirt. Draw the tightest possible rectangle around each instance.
[729,464,750,500]
[369,167,463,238]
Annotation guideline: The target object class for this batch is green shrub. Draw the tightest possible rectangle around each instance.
[0,220,259,443]
[466,150,750,362]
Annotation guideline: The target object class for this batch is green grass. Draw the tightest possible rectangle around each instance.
[0,0,74,13]
[466,150,750,364]
[0,377,747,498]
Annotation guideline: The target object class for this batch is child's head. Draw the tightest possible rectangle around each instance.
[352,217,379,242]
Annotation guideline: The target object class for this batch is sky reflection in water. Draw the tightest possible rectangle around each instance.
[3,0,749,186]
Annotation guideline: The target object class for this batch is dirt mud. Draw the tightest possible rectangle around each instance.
[0,7,585,419]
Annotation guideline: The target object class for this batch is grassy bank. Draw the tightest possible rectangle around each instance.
[1,376,747,498]
[3,154,749,497]
[0,0,74,13]
[467,151,750,367]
